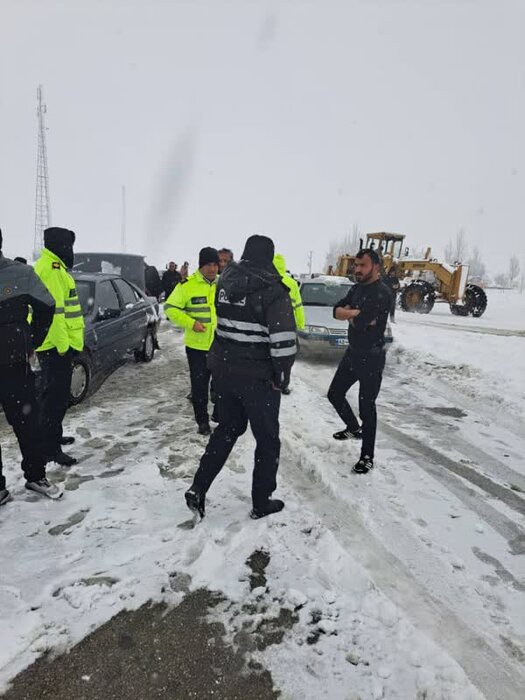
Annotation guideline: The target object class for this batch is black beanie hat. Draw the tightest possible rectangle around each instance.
[198,247,220,268]
[241,234,275,265]
[44,227,76,269]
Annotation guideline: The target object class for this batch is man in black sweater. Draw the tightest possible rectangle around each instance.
[185,234,297,520]
[328,248,392,474]
[0,230,62,504]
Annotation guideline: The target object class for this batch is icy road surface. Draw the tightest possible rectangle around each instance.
[0,289,524,699]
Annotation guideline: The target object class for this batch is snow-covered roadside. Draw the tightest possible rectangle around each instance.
[1,319,524,699]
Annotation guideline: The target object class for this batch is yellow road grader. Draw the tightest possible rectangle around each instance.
[329,232,488,317]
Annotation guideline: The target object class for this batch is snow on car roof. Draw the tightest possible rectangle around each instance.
[301,275,352,285]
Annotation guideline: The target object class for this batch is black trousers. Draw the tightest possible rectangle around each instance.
[185,347,212,425]
[37,349,73,456]
[0,363,46,489]
[327,348,385,459]
[390,292,397,320]
[192,374,281,508]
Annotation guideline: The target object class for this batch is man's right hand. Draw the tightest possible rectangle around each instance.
[193,321,206,333]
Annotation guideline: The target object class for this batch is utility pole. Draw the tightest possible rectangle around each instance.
[307,250,314,275]
[33,85,51,260]
[121,185,127,252]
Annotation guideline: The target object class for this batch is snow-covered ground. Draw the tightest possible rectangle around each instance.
[1,289,524,699]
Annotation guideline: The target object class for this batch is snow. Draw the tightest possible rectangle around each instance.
[1,293,525,699]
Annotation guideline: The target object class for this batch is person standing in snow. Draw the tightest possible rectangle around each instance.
[162,262,182,298]
[218,248,234,273]
[273,253,304,394]
[164,248,219,434]
[180,261,189,281]
[327,248,391,474]
[185,235,296,520]
[0,229,62,504]
[383,266,400,322]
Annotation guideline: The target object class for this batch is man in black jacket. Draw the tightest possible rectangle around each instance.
[0,230,62,504]
[161,262,182,298]
[327,248,392,474]
[185,234,296,520]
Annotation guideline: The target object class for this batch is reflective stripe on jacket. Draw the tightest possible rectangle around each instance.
[164,270,217,351]
[34,248,85,353]
[273,253,305,330]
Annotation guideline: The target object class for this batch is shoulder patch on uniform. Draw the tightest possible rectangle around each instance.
[52,262,61,269]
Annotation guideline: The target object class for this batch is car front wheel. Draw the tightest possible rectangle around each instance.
[70,353,91,405]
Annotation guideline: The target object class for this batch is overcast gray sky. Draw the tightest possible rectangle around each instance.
[1,0,524,274]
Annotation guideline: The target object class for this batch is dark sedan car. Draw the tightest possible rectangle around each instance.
[68,272,160,403]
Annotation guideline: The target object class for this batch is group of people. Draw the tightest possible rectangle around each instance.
[1,227,392,520]
[164,237,391,520]
[0,227,85,506]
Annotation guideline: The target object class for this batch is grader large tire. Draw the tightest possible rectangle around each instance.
[450,284,487,318]
[400,281,435,314]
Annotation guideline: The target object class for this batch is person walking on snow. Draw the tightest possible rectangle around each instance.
[0,229,62,504]
[164,248,219,435]
[185,235,297,520]
[273,253,304,394]
[327,248,391,474]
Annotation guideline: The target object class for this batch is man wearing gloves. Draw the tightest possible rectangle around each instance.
[0,229,61,503]
[185,234,296,520]
[34,227,85,467]
[164,247,219,435]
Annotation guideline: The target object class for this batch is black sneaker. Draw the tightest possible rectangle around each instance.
[46,450,78,467]
[250,499,285,520]
[353,455,374,474]
[282,387,291,396]
[197,423,211,436]
[185,489,205,518]
[60,436,75,446]
[25,478,63,500]
[333,428,362,441]
[0,488,12,506]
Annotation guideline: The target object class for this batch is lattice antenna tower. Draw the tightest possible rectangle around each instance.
[33,85,52,259]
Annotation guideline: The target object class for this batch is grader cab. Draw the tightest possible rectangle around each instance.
[331,232,487,318]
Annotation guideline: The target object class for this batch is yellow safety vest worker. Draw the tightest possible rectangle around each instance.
[34,248,85,354]
[273,254,305,330]
[164,270,217,351]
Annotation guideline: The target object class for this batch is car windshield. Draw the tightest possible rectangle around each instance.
[300,283,353,307]
[76,281,96,316]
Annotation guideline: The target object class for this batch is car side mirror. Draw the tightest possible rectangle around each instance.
[96,306,120,321]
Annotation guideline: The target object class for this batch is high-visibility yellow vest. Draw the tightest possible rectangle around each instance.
[34,248,85,353]
[164,270,217,351]
[273,254,305,330]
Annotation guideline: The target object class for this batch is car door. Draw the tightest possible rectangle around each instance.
[93,279,124,372]
[112,278,148,355]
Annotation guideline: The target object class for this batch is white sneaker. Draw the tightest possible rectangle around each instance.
[25,478,63,500]
[0,489,12,506]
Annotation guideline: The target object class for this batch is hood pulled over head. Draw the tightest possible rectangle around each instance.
[44,227,76,269]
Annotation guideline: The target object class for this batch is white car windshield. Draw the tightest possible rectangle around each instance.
[301,283,353,307]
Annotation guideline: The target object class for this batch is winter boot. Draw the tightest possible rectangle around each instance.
[333,427,362,441]
[250,499,285,520]
[185,489,205,519]
[197,422,211,436]
[0,489,12,506]
[60,436,75,446]
[25,478,63,500]
[47,450,77,467]
[353,455,374,474]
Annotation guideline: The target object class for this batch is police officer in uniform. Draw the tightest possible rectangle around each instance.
[0,229,62,504]
[185,235,297,520]
[327,248,391,474]
[34,227,85,467]
[165,247,219,434]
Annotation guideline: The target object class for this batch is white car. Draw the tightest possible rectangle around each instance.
[298,276,393,354]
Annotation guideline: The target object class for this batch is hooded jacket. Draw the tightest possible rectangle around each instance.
[273,254,305,330]
[208,256,297,388]
[34,230,85,354]
[0,253,55,365]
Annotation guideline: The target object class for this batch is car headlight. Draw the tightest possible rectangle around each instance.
[305,325,329,335]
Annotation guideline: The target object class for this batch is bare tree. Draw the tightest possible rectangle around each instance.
[444,229,469,264]
[467,246,486,280]
[494,272,509,287]
[325,223,361,269]
[508,255,520,285]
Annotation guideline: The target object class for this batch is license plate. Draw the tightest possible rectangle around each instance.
[334,338,348,346]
